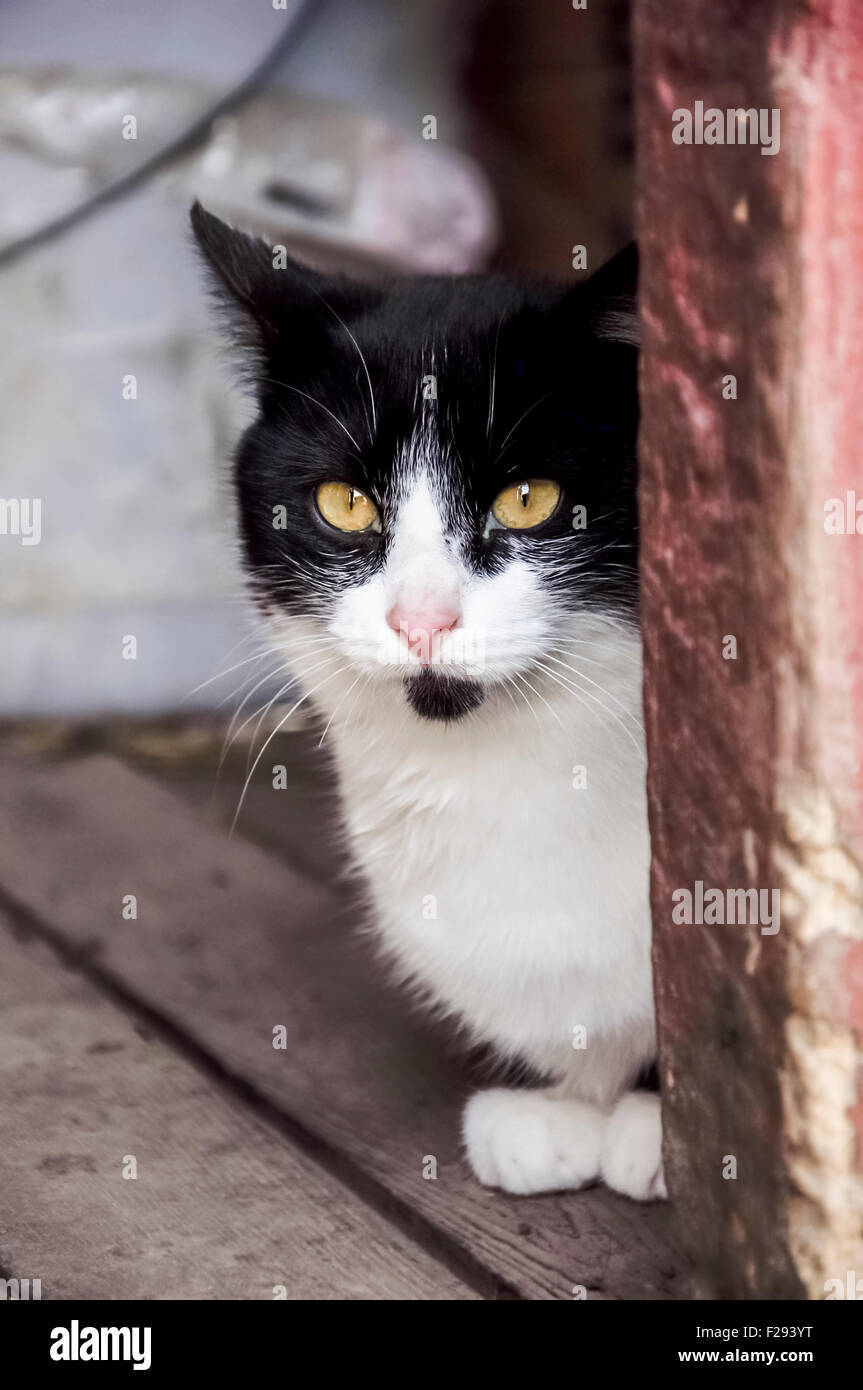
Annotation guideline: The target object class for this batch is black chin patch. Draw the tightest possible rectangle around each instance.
[403,671,485,722]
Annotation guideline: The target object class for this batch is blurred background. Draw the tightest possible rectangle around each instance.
[1,0,632,748]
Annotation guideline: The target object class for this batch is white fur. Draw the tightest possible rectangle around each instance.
[263,448,663,1201]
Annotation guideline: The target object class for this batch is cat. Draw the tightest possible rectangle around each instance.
[191,201,664,1201]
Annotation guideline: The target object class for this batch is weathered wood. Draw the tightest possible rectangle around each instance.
[0,754,686,1300]
[157,729,340,890]
[0,912,477,1300]
[635,0,863,1297]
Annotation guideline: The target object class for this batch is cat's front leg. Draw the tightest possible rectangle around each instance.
[462,1087,607,1196]
[463,1087,665,1201]
[600,1090,666,1201]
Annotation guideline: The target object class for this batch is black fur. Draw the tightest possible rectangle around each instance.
[403,670,487,722]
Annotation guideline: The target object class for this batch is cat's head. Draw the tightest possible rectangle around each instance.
[192,202,639,725]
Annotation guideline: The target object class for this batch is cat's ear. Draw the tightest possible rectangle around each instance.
[190,201,372,377]
[579,243,639,348]
[190,200,285,345]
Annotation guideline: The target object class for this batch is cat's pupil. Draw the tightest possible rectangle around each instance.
[518,483,530,507]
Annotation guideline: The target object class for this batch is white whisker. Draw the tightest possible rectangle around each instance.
[512,669,566,732]
[259,376,362,454]
[234,649,337,768]
[532,661,642,755]
[231,661,351,834]
[312,290,376,444]
[540,652,643,728]
[182,644,270,702]
[487,318,502,440]
[508,673,543,732]
[317,669,366,747]
[494,392,553,463]
[218,663,293,771]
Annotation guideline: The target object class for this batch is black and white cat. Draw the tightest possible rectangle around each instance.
[192,202,664,1201]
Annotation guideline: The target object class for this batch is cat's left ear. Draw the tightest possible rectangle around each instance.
[577,243,639,348]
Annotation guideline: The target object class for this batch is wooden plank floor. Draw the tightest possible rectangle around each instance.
[0,747,688,1300]
[0,920,476,1300]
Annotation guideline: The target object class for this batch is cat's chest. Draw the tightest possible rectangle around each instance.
[327,706,650,1061]
[333,717,646,935]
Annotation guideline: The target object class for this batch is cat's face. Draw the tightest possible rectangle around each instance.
[192,203,639,723]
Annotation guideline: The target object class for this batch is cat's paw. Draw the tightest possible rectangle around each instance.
[600,1090,666,1201]
[462,1087,606,1195]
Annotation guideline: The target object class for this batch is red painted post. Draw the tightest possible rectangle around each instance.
[634,0,863,1297]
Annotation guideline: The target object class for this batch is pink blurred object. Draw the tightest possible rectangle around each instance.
[185,90,498,274]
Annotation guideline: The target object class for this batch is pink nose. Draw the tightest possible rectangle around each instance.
[387,605,460,641]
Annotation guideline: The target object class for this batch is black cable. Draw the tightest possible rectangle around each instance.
[0,0,324,270]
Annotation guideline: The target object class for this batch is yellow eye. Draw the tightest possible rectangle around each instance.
[316,481,380,533]
[491,478,561,530]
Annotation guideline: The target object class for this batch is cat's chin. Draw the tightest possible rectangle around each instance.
[402,670,485,722]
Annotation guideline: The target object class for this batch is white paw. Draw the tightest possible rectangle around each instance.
[600,1091,666,1201]
[462,1087,606,1195]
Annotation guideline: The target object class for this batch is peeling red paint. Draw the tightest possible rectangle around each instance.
[636,0,863,1298]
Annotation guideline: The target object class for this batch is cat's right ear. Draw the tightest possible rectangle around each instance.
[190,201,363,379]
[190,201,285,347]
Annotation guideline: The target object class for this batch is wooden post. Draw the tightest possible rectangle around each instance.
[635,0,863,1298]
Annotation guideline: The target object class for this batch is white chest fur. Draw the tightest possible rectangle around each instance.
[324,641,654,1099]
